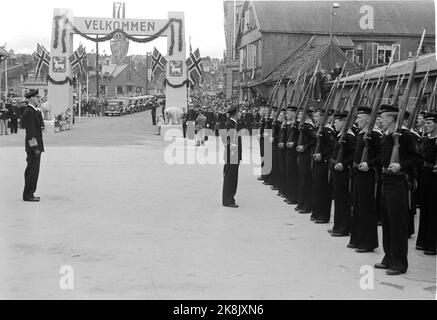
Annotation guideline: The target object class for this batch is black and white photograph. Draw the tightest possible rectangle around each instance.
[0,0,436,302]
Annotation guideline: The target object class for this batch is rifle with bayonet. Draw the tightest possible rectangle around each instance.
[392,64,409,106]
[427,77,437,112]
[296,60,320,149]
[389,29,426,166]
[407,60,432,130]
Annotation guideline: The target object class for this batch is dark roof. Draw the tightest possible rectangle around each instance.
[339,53,437,84]
[264,37,356,84]
[252,1,435,36]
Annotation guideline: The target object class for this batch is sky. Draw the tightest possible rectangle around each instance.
[0,0,226,58]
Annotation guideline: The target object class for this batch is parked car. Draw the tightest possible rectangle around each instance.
[105,100,123,116]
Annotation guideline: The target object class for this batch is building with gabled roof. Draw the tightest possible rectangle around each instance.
[225,0,435,102]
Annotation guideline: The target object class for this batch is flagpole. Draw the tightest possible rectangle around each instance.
[78,76,82,121]
[188,36,192,100]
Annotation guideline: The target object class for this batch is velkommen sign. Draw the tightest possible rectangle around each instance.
[74,17,168,36]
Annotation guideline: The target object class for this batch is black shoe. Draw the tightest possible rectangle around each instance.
[263,182,272,186]
[288,200,298,205]
[23,197,40,202]
[327,229,334,234]
[314,220,329,224]
[347,243,358,249]
[355,248,375,253]
[374,263,390,270]
[295,205,303,211]
[257,177,264,181]
[310,216,315,221]
[415,245,425,251]
[330,232,348,237]
[424,251,436,256]
[271,186,279,191]
[386,269,406,276]
[223,204,239,208]
[298,209,311,214]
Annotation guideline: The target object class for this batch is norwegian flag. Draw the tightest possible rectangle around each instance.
[69,45,87,77]
[151,47,167,77]
[78,46,87,76]
[186,48,203,86]
[33,43,50,79]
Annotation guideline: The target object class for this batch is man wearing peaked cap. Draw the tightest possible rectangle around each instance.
[222,103,241,208]
[416,111,437,256]
[22,89,44,202]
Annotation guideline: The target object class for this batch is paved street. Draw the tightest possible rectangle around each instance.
[0,111,435,299]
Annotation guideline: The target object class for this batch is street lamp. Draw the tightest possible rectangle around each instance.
[329,2,340,69]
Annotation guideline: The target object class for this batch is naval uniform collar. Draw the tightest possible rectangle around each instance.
[28,103,38,111]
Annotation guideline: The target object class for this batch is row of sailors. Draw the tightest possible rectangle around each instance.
[258,104,437,276]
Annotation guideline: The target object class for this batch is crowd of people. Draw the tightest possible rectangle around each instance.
[0,99,25,135]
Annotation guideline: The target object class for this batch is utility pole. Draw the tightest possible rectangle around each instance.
[96,36,100,98]
[145,52,149,95]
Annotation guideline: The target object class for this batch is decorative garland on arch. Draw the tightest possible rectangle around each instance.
[46,74,75,86]
[164,79,189,89]
[53,15,183,55]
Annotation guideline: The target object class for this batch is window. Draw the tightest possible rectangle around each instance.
[372,43,400,65]
[247,45,254,68]
[252,42,258,68]
[239,48,247,69]
[126,85,134,93]
[117,86,123,95]
[100,85,107,95]
[232,70,239,87]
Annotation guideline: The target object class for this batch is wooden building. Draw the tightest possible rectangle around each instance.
[233,0,435,102]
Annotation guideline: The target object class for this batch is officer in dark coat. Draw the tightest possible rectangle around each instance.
[222,105,242,208]
[285,106,299,204]
[22,90,44,202]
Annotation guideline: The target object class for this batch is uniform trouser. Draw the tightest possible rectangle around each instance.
[332,169,352,234]
[222,164,239,206]
[10,119,18,134]
[312,161,332,221]
[407,177,416,237]
[182,122,187,138]
[278,148,286,194]
[23,151,41,200]
[350,169,378,249]
[260,136,265,179]
[271,144,279,187]
[286,148,299,202]
[375,173,383,222]
[417,170,437,252]
[381,174,409,272]
[297,152,312,210]
[152,112,156,125]
[0,119,8,134]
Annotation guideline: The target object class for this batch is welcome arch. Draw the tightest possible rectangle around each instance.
[48,8,187,120]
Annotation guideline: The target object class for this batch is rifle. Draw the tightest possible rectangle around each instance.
[286,73,313,148]
[297,60,320,149]
[367,75,382,109]
[335,72,349,113]
[390,30,426,166]
[392,64,409,106]
[286,70,302,109]
[266,76,283,119]
[274,70,300,122]
[313,76,340,156]
[427,77,437,112]
[407,60,432,130]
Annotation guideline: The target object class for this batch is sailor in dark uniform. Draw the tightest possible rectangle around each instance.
[416,112,437,256]
[329,111,356,236]
[22,90,44,202]
[350,107,381,252]
[311,108,335,223]
[375,105,423,275]
[277,107,288,197]
[222,105,242,208]
[296,109,316,214]
[285,106,299,204]
[263,106,277,186]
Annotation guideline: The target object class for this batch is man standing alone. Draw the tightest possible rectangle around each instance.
[22,90,44,202]
[222,105,241,208]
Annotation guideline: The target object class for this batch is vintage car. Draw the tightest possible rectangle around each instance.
[105,98,129,116]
